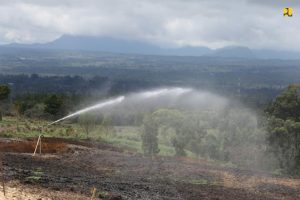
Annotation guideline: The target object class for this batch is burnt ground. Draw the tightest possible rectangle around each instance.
[1,138,300,200]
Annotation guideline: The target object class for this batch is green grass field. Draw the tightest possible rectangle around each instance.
[0,116,196,157]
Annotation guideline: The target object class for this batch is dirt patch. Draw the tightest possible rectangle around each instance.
[0,181,93,200]
[2,138,300,199]
[0,138,69,154]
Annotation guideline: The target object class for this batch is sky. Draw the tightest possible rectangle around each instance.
[0,0,299,50]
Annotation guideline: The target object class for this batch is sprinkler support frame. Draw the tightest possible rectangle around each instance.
[32,127,43,156]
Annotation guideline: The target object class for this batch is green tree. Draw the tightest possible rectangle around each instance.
[44,94,63,117]
[266,85,300,173]
[0,85,10,121]
[141,114,160,156]
[152,109,187,156]
[266,84,300,121]
[171,137,187,156]
[13,100,22,129]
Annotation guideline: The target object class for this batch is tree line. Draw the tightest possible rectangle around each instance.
[1,81,300,174]
[141,85,300,173]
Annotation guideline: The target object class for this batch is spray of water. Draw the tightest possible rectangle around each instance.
[47,87,270,171]
[48,96,125,126]
[48,87,191,126]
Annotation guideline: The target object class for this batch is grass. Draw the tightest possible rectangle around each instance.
[96,191,109,198]
[190,179,208,185]
[188,179,222,186]
[25,167,44,184]
[102,136,142,152]
[25,176,42,183]
[0,116,197,158]
[0,117,84,139]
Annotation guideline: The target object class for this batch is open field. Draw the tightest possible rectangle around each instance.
[0,117,300,199]
[0,117,193,158]
[1,137,300,199]
[1,1,300,199]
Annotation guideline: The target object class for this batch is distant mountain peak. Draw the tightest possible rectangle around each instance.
[207,46,255,58]
[3,35,300,59]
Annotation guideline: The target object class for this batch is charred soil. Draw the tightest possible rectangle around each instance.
[1,137,300,200]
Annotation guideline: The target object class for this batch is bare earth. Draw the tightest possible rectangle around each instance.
[1,138,300,200]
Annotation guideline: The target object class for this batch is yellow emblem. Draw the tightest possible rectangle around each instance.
[283,7,293,17]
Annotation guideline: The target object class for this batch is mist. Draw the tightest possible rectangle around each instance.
[51,87,271,170]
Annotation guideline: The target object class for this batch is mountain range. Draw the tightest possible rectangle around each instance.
[4,35,300,60]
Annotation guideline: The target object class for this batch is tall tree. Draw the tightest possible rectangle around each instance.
[152,109,187,156]
[0,85,10,121]
[13,100,22,129]
[266,84,300,173]
[44,94,63,117]
[266,84,300,121]
[141,115,160,156]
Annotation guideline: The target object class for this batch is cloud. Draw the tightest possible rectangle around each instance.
[0,0,299,50]
[248,0,300,7]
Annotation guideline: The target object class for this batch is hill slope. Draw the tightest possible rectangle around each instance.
[5,35,300,59]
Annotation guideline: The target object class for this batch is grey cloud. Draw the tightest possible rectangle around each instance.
[247,0,300,7]
[0,0,299,50]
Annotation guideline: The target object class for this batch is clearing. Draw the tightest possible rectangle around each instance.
[1,137,300,200]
